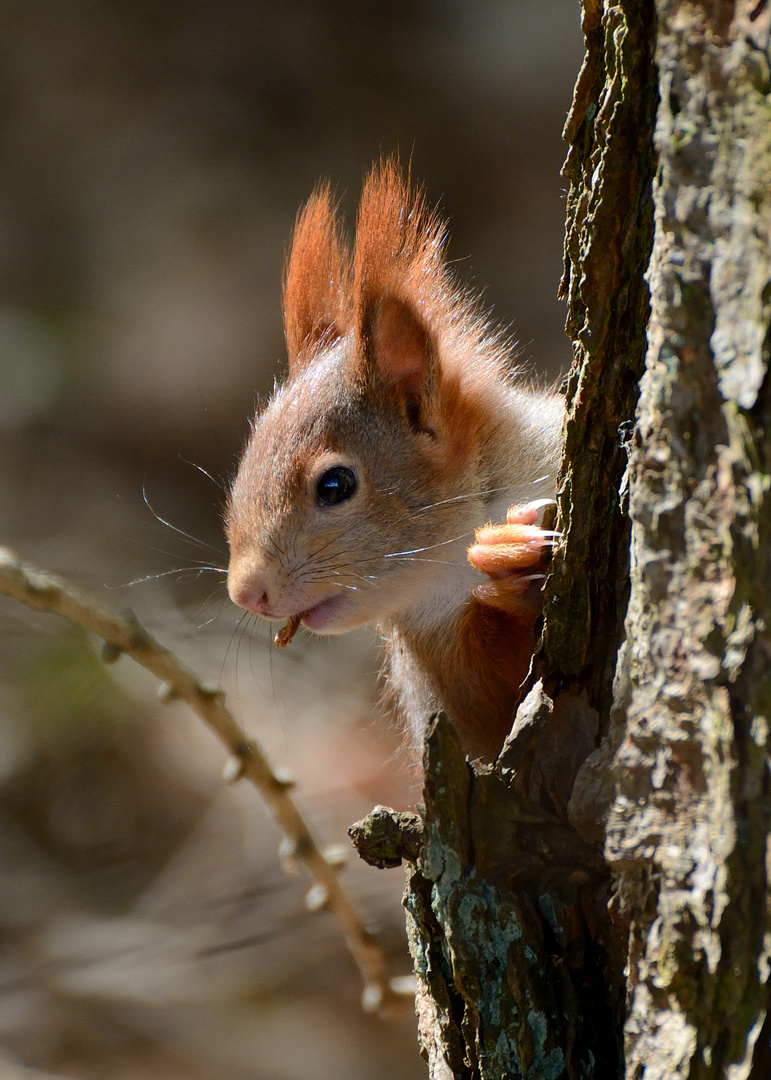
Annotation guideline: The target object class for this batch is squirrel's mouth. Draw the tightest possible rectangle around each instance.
[299,593,346,632]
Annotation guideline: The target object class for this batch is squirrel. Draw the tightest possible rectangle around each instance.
[225,161,564,762]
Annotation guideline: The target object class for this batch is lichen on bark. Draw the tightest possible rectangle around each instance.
[396,2,771,1077]
[405,713,605,1079]
[402,3,660,1077]
[606,3,771,1076]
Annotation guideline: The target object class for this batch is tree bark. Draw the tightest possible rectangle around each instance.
[607,2,771,1076]
[401,3,658,1076]
[358,2,771,1077]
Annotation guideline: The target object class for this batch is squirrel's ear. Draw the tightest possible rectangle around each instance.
[283,183,351,375]
[352,160,445,423]
[363,296,435,423]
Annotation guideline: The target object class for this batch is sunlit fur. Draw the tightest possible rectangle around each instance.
[226,161,564,761]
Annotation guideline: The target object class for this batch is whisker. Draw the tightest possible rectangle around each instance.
[383,557,463,567]
[219,607,252,687]
[305,534,346,562]
[195,595,233,629]
[293,554,366,577]
[518,497,556,512]
[108,566,228,589]
[143,485,228,557]
[136,542,227,569]
[383,529,475,558]
[412,487,506,513]
[179,456,228,495]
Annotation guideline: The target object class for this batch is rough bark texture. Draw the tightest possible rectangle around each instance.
[404,708,609,1079]
[549,0,657,705]
[400,3,658,1077]
[607,3,771,1077]
[363,2,771,1077]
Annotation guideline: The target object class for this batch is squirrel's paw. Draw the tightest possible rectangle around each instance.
[467,500,558,612]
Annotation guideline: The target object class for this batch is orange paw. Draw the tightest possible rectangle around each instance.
[467,500,557,612]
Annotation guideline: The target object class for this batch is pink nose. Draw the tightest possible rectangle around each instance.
[227,574,270,614]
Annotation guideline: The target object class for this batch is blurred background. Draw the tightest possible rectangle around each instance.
[0,2,582,1077]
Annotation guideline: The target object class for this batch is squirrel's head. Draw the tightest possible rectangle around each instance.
[226,161,494,633]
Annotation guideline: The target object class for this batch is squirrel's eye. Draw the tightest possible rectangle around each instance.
[316,466,357,506]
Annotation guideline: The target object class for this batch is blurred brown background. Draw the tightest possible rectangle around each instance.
[0,2,582,1077]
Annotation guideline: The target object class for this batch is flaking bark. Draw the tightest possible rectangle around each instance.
[400,1,771,1077]
[403,4,658,1076]
[607,3,771,1076]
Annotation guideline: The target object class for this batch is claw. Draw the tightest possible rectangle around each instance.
[467,500,557,611]
[504,498,556,527]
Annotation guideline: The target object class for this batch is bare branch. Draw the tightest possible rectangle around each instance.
[0,546,411,1016]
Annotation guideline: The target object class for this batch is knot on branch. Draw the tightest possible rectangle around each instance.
[348,805,423,869]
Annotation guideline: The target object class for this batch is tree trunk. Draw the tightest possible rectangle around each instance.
[606,2,771,1076]
[359,2,771,1077]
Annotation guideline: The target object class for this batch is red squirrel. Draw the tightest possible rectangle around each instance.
[226,162,564,761]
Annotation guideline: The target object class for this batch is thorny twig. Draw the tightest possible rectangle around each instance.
[0,546,413,1016]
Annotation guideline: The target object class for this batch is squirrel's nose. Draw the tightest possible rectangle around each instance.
[227,563,272,614]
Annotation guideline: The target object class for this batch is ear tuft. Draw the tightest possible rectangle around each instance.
[283,183,352,373]
[353,159,447,323]
[352,160,449,404]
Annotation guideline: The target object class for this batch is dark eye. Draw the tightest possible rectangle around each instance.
[316,466,357,506]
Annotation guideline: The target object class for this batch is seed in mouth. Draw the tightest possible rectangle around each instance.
[274,614,302,648]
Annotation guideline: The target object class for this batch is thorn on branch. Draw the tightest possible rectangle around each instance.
[121,609,153,649]
[272,767,296,789]
[279,831,313,874]
[222,739,258,783]
[198,679,223,700]
[157,680,180,703]
[222,753,247,783]
[25,571,60,599]
[0,547,18,569]
[323,844,349,871]
[305,883,330,912]
[390,974,418,997]
[101,641,123,664]
[278,835,301,873]
[362,982,385,1013]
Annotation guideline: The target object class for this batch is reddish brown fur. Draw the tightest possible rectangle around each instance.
[283,183,352,368]
[352,162,446,338]
[400,601,541,761]
[227,160,564,763]
[352,165,502,482]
